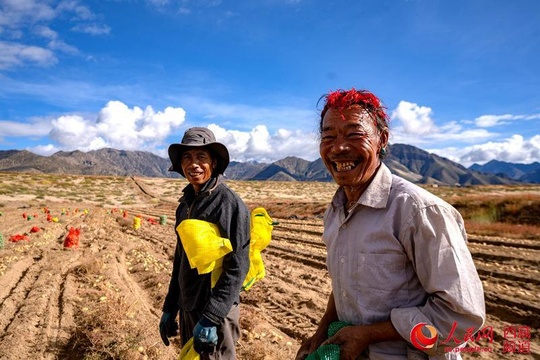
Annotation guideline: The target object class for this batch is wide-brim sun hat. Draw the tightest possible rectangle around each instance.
[168,127,230,177]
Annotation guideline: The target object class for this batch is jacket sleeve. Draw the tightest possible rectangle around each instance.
[390,204,486,356]
[203,193,251,323]
[162,227,182,313]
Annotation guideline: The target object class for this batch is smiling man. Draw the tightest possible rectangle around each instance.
[296,89,485,360]
[160,127,251,359]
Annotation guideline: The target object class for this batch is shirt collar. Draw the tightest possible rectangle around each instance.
[331,162,392,210]
[181,175,221,201]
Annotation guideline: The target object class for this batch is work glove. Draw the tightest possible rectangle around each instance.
[159,312,178,346]
[193,316,218,353]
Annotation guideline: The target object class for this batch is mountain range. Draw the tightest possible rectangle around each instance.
[469,159,540,183]
[0,144,538,185]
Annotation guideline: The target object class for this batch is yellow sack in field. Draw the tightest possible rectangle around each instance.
[243,207,276,290]
[178,337,200,360]
[176,219,233,288]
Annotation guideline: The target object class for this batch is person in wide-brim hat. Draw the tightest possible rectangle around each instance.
[161,126,251,358]
[168,127,230,177]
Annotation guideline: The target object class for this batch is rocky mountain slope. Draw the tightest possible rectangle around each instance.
[0,144,526,185]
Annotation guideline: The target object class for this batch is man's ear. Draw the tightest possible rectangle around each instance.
[380,127,389,149]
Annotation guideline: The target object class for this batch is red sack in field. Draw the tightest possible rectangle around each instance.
[30,226,40,233]
[63,227,81,248]
[47,214,53,222]
[9,234,29,242]
[147,217,159,225]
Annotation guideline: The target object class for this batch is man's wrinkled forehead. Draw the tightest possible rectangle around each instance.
[322,106,373,129]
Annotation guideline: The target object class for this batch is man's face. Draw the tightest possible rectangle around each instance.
[320,106,387,188]
[180,148,215,191]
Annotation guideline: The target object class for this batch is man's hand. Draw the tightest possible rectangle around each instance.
[321,321,403,360]
[295,328,327,360]
[320,325,370,360]
[159,312,178,346]
[193,316,218,353]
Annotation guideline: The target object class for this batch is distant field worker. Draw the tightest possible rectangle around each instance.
[160,127,250,359]
[295,89,485,360]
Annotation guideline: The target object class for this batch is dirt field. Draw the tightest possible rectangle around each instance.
[0,173,538,359]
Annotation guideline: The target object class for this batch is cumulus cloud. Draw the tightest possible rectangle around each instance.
[389,100,501,148]
[431,134,540,167]
[208,123,319,163]
[391,101,437,135]
[47,101,186,152]
[382,99,540,166]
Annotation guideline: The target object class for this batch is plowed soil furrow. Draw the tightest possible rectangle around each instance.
[468,235,540,250]
[39,255,82,359]
[264,253,330,294]
[469,246,539,267]
[266,245,327,270]
[276,219,324,230]
[484,292,540,329]
[272,233,326,250]
[257,296,319,341]
[0,257,38,335]
[275,225,323,237]
[476,263,540,286]
[0,249,81,359]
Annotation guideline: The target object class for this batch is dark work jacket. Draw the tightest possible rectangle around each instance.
[162,176,250,324]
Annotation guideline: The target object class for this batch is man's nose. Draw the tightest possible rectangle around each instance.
[332,137,349,153]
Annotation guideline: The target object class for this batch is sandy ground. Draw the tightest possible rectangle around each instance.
[0,173,538,359]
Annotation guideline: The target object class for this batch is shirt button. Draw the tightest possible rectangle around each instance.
[341,290,347,297]
[341,224,347,229]
[340,257,345,263]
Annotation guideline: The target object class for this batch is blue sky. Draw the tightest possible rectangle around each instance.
[0,0,539,167]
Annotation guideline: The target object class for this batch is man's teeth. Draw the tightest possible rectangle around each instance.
[336,162,355,171]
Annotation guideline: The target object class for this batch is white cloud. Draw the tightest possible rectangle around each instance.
[56,0,96,21]
[31,143,60,156]
[0,0,56,29]
[71,24,111,35]
[389,101,509,148]
[431,134,540,167]
[33,25,79,54]
[475,113,540,127]
[0,0,108,70]
[207,123,318,163]
[0,41,57,69]
[391,101,437,135]
[46,101,186,152]
[428,128,494,142]
[0,118,52,138]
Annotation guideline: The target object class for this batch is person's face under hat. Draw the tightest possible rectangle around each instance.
[180,148,217,192]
